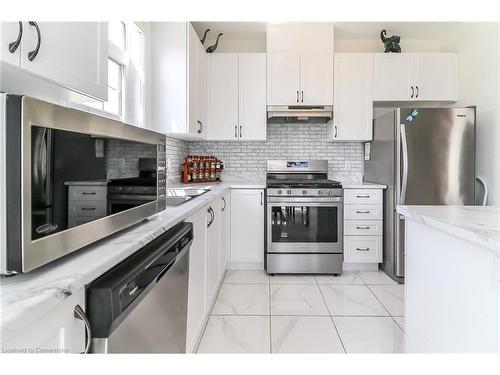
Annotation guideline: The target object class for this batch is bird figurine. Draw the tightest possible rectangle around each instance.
[206,33,223,53]
[200,29,210,45]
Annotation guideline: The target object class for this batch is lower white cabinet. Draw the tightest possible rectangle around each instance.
[2,288,86,353]
[219,191,230,274]
[185,205,208,353]
[206,202,221,308]
[343,188,384,264]
[230,189,264,265]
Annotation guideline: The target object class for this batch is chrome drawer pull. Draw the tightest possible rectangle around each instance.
[81,192,96,195]
[81,207,96,211]
[356,210,370,214]
[356,226,370,230]
[356,247,370,251]
[356,195,370,198]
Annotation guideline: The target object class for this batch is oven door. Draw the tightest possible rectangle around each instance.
[267,197,343,254]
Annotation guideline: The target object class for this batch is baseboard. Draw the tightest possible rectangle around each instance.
[227,261,265,270]
[343,262,379,271]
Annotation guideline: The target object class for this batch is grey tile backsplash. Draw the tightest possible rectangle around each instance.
[106,123,363,183]
[189,123,364,182]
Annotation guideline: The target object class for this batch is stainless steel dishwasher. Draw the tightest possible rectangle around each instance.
[87,222,192,353]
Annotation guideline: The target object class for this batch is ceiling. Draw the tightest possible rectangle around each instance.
[192,21,466,41]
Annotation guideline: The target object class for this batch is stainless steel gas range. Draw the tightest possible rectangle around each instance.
[265,160,343,275]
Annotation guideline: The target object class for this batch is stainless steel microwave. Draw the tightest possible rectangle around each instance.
[0,95,167,274]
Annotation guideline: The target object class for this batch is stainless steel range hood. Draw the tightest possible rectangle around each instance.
[267,105,333,123]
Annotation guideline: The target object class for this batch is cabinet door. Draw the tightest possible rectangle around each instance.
[267,52,300,105]
[300,53,333,105]
[186,206,208,353]
[330,54,373,141]
[20,22,108,100]
[206,204,221,308]
[1,22,22,67]
[373,53,414,101]
[207,53,239,140]
[238,53,267,140]
[196,40,208,137]
[230,189,264,263]
[414,53,458,101]
[187,24,200,137]
[219,191,230,274]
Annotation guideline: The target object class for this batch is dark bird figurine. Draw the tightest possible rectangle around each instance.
[200,29,210,45]
[380,29,401,53]
[206,33,223,53]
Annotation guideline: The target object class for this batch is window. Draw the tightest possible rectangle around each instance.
[80,22,145,126]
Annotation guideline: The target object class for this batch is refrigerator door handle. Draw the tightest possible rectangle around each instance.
[400,123,408,204]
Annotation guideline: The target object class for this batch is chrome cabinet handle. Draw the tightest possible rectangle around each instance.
[27,21,41,61]
[334,125,338,138]
[234,125,238,138]
[355,247,370,251]
[410,86,414,99]
[74,305,92,354]
[81,192,96,195]
[207,207,214,227]
[301,90,304,103]
[8,21,23,53]
[239,125,242,138]
[296,90,299,103]
[415,86,419,98]
[356,195,370,198]
[260,191,263,205]
[197,120,203,134]
[356,210,370,214]
[221,197,226,211]
[356,226,371,230]
[81,207,96,211]
[400,124,408,204]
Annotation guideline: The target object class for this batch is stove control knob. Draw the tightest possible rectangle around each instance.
[302,190,308,195]
[278,190,282,195]
[318,190,324,195]
[287,190,292,195]
[127,187,132,193]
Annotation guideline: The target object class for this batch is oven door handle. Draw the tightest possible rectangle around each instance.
[267,199,342,205]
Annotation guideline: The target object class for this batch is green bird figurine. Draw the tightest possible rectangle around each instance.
[200,29,210,45]
[206,33,223,53]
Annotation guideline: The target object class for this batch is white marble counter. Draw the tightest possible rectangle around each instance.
[0,179,264,343]
[342,182,387,189]
[397,205,500,254]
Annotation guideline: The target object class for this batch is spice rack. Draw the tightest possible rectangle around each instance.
[182,155,224,184]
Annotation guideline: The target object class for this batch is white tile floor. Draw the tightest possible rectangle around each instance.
[197,270,405,354]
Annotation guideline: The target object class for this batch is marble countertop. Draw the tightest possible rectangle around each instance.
[64,180,109,186]
[0,179,264,343]
[342,182,387,189]
[397,205,500,254]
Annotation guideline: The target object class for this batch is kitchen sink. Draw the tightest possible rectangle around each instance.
[165,187,211,206]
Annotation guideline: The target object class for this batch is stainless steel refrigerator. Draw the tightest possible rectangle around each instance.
[364,107,476,283]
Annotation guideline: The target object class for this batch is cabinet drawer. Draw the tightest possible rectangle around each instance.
[344,205,383,220]
[344,236,382,263]
[344,220,383,236]
[68,201,106,217]
[344,189,382,205]
[68,186,107,201]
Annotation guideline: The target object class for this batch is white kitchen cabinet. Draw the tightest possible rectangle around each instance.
[329,53,373,142]
[219,191,230,274]
[0,22,108,101]
[208,53,266,141]
[414,54,458,101]
[230,189,265,265]
[186,206,208,353]
[267,52,333,106]
[151,22,207,140]
[2,288,86,353]
[343,188,384,265]
[1,22,22,67]
[206,202,221,307]
[267,52,300,105]
[207,53,239,140]
[238,53,267,140]
[373,53,458,101]
[300,53,333,105]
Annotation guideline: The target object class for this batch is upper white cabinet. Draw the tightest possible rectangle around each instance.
[151,22,207,140]
[373,53,458,101]
[1,22,108,100]
[230,189,265,265]
[208,53,266,141]
[266,23,334,106]
[328,53,373,141]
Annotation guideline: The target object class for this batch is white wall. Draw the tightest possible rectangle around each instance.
[442,23,500,205]
[334,38,443,53]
